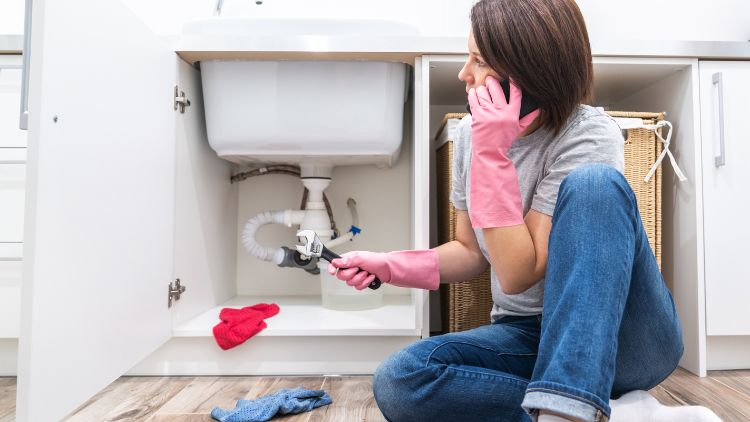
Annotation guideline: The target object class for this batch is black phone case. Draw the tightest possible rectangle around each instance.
[465,78,539,119]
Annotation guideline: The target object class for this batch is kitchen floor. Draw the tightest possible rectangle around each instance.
[1,368,749,421]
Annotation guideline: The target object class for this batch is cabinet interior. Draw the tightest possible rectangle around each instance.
[169,57,421,338]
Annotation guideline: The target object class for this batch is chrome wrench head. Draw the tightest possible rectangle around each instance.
[295,229,323,258]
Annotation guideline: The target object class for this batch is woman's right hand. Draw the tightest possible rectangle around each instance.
[328,250,441,291]
[328,251,389,290]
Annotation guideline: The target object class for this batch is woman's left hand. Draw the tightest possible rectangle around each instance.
[467,76,539,229]
[468,76,539,153]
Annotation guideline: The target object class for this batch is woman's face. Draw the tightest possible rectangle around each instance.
[458,30,500,93]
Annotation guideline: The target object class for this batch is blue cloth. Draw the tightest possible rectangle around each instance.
[372,164,684,422]
[211,387,332,422]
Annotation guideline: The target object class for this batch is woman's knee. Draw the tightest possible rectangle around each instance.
[555,164,635,215]
[561,164,629,195]
[373,350,405,394]
[373,347,428,420]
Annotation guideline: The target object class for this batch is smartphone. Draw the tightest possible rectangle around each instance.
[466,78,539,119]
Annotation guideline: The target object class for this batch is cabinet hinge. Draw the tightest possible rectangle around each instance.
[168,278,186,308]
[173,85,191,113]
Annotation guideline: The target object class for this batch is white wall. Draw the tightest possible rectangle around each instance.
[2,0,749,42]
[119,0,749,42]
[576,0,750,42]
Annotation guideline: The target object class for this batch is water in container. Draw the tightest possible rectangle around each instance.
[319,262,383,310]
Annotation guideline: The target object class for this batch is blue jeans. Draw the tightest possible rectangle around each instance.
[373,164,684,421]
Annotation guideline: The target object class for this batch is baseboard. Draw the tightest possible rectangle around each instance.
[126,336,418,376]
[0,338,18,376]
[706,336,750,370]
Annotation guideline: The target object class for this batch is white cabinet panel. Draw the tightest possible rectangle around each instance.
[16,0,176,420]
[699,61,750,336]
[0,164,25,243]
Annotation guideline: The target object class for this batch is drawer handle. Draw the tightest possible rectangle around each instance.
[712,72,726,168]
[19,0,33,130]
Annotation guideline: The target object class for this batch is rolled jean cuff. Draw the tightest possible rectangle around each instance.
[522,381,610,422]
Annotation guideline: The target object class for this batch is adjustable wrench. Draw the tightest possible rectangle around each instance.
[295,229,381,290]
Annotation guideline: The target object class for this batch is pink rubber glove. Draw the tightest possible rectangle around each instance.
[468,76,540,228]
[327,250,440,291]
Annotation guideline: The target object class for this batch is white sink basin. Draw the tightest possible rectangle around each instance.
[184,18,417,168]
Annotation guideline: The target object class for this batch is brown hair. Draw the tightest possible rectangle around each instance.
[470,0,593,135]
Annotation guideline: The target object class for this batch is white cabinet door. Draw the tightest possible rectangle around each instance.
[699,61,750,336]
[17,0,176,420]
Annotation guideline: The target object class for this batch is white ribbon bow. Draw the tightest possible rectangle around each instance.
[613,117,688,183]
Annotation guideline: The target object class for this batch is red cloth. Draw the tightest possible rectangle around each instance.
[213,303,280,350]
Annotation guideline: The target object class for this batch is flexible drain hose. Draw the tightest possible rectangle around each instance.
[324,198,360,249]
[241,210,286,263]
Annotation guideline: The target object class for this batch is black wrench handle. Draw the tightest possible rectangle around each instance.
[321,247,381,290]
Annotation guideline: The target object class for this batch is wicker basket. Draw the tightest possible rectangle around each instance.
[608,111,664,268]
[435,110,664,333]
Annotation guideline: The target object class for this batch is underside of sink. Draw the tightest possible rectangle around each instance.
[200,59,410,168]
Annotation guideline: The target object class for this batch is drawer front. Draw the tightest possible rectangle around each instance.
[0,261,21,338]
[0,56,26,148]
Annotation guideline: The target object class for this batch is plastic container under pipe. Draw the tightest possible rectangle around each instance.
[318,262,383,311]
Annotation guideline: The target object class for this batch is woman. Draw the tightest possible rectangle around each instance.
[328,1,706,420]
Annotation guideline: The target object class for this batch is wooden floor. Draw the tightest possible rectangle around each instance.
[1,368,749,421]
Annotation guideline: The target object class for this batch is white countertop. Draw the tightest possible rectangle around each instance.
[589,39,750,59]
[4,32,749,60]
[174,35,750,64]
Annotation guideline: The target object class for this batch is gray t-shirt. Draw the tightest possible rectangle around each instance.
[450,104,625,321]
